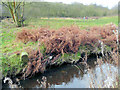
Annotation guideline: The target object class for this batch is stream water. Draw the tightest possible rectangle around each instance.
[2,60,118,88]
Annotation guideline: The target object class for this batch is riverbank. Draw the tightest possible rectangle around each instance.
[1,16,119,87]
[2,56,119,88]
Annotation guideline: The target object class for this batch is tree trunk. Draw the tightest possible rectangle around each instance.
[7,2,24,27]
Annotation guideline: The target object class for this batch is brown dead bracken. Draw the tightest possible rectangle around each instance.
[16,24,119,78]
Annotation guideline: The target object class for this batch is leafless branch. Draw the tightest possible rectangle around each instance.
[2,2,9,9]
[15,2,22,13]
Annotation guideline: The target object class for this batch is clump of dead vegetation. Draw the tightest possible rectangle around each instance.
[44,26,83,54]
[17,24,118,52]
[16,23,119,78]
[17,27,54,43]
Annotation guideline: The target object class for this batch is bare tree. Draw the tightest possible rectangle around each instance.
[2,1,25,27]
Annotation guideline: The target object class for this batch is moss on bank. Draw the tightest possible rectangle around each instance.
[1,43,114,78]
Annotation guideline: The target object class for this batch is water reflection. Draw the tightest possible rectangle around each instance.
[88,63,118,88]
[19,61,118,88]
[3,61,118,88]
[20,64,85,88]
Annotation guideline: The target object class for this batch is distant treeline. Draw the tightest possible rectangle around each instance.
[2,2,118,18]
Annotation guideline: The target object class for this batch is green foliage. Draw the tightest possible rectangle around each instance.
[55,52,81,65]
[2,52,27,77]
[24,2,117,18]
[2,2,117,19]
[104,45,112,52]
[39,43,46,55]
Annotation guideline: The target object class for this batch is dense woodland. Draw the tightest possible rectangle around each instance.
[1,2,118,19]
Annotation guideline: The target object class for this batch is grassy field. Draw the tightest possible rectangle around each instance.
[1,16,118,77]
[25,16,118,29]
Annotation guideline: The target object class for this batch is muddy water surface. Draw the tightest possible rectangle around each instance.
[19,62,118,88]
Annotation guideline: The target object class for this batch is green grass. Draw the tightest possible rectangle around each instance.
[25,16,118,29]
[2,16,118,54]
[1,16,118,77]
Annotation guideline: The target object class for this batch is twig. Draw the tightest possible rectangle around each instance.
[14,2,22,13]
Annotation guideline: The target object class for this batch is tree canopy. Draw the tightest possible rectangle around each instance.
[2,2,118,18]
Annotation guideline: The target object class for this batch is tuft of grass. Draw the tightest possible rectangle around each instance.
[2,54,23,77]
